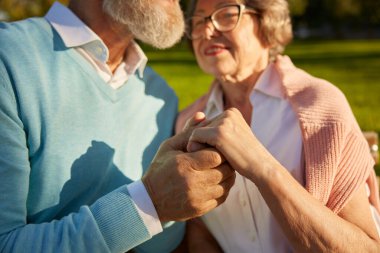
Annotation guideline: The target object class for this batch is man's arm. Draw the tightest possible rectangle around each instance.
[0,68,235,252]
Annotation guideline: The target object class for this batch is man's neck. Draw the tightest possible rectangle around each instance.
[68,0,134,72]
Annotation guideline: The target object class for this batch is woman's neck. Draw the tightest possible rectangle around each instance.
[220,65,268,124]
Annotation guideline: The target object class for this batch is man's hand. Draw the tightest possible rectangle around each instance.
[142,113,235,222]
[187,108,273,182]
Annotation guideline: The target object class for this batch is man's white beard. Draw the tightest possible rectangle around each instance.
[103,0,185,49]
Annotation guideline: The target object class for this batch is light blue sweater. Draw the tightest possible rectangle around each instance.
[0,18,183,252]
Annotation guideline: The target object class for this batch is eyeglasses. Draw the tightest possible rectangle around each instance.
[186,4,257,40]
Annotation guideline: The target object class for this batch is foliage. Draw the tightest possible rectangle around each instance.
[1,0,380,27]
[361,0,380,24]
[300,0,379,27]
[0,0,68,20]
[288,0,308,17]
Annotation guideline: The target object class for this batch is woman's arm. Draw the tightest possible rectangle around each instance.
[188,108,380,253]
[258,164,380,252]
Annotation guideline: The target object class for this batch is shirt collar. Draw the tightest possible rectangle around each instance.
[205,63,285,117]
[254,63,285,99]
[45,1,147,77]
[124,40,148,78]
[45,2,102,48]
[204,83,224,119]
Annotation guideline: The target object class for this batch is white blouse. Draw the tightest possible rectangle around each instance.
[202,64,303,253]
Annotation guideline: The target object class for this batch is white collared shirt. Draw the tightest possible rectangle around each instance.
[202,63,304,253]
[44,2,162,237]
[45,2,147,89]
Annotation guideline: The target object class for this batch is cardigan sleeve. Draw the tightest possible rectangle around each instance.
[300,108,377,214]
[275,56,379,214]
[326,127,376,213]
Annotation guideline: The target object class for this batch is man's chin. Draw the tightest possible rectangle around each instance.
[142,34,183,49]
[134,22,184,49]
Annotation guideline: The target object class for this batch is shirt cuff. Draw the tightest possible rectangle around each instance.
[127,180,163,237]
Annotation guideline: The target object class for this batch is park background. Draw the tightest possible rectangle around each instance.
[1,0,379,172]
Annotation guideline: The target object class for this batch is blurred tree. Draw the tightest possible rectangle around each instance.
[359,0,380,37]
[303,0,327,28]
[361,0,380,24]
[288,0,308,16]
[288,0,309,36]
[294,0,380,38]
[324,0,361,36]
[0,0,68,21]
[0,0,379,38]
[328,0,360,18]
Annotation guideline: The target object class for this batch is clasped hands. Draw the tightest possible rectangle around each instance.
[143,108,270,222]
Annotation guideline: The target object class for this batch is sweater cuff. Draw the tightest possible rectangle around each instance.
[90,185,151,252]
[127,180,163,237]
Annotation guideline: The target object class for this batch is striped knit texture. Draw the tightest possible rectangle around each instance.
[276,55,379,213]
[91,186,149,252]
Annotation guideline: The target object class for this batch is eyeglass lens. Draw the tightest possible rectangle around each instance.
[187,5,241,39]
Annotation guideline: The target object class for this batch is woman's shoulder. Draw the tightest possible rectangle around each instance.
[276,55,354,125]
[276,55,343,96]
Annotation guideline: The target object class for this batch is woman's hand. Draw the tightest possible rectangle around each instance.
[187,108,278,184]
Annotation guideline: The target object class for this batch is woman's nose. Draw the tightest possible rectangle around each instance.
[203,21,221,39]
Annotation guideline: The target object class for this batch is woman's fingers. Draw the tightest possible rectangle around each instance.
[183,112,207,130]
[187,127,217,152]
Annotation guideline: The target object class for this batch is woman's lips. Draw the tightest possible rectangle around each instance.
[204,45,228,56]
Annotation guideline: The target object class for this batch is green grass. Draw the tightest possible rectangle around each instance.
[144,39,380,173]
[286,40,380,133]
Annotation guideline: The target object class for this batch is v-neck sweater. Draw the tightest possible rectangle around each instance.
[0,18,181,252]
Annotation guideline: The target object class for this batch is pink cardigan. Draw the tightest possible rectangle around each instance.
[176,55,380,214]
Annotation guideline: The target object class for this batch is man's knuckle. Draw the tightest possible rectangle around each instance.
[188,200,200,214]
[207,151,221,165]
[172,154,182,167]
[212,184,223,197]
[176,154,194,171]
[185,176,198,190]
[195,204,209,216]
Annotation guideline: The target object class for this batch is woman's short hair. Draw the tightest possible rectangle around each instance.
[186,0,293,60]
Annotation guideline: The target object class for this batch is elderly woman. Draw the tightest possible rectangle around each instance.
[176,0,380,252]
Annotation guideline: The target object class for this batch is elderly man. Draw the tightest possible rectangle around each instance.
[0,0,235,252]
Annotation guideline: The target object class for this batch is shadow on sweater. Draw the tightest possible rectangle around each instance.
[29,141,133,222]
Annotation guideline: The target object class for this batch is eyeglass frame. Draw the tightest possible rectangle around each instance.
[185,4,258,40]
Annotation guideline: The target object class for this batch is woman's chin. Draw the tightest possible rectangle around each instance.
[204,65,233,78]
